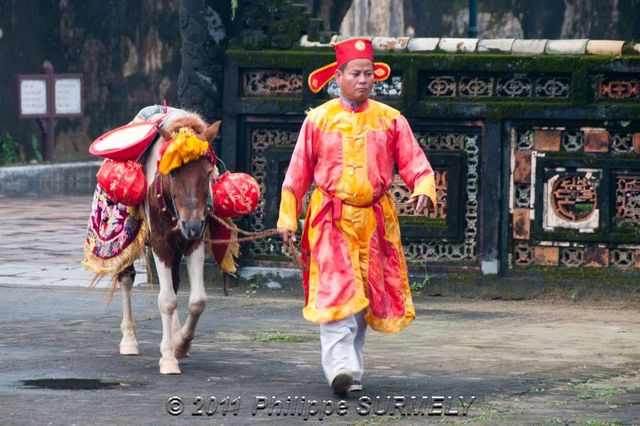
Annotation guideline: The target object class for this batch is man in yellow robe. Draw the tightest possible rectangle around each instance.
[277,38,436,396]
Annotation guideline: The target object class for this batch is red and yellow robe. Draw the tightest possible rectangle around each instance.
[277,98,436,333]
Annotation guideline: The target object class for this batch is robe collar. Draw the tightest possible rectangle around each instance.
[339,96,370,113]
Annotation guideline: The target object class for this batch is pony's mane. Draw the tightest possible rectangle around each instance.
[161,110,208,135]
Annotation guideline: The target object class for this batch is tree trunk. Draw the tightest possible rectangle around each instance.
[178,0,231,121]
[520,0,564,38]
[404,0,454,37]
[561,0,624,39]
[308,0,353,32]
[340,0,404,36]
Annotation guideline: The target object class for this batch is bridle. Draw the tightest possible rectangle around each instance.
[154,165,213,241]
[152,117,217,241]
[155,172,179,223]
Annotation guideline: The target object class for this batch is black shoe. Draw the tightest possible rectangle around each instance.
[331,369,353,397]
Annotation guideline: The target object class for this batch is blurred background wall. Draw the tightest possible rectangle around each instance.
[336,0,640,39]
[1,0,639,163]
[0,0,182,162]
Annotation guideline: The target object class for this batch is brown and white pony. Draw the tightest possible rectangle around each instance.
[117,110,220,375]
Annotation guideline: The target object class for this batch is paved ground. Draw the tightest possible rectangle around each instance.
[0,196,146,289]
[1,196,639,425]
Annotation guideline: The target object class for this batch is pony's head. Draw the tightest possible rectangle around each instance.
[157,112,221,240]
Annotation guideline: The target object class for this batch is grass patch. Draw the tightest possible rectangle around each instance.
[578,387,627,400]
[255,331,312,343]
[351,416,393,425]
[410,275,430,293]
[446,272,482,281]
[451,402,522,424]
[544,420,568,426]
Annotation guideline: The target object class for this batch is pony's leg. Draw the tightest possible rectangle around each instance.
[174,243,207,358]
[153,252,181,375]
[118,265,138,355]
[169,254,188,358]
[171,309,190,358]
[118,265,139,355]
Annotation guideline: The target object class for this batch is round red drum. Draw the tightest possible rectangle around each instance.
[211,172,260,218]
[89,122,158,161]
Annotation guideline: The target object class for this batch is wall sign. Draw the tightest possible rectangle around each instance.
[54,77,82,115]
[18,77,48,117]
[16,61,83,160]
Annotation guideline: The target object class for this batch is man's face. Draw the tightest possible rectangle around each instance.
[335,58,374,104]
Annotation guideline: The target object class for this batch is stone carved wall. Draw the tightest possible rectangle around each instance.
[242,70,304,96]
[244,123,479,265]
[510,124,640,269]
[424,75,570,99]
[224,38,640,273]
[598,75,640,100]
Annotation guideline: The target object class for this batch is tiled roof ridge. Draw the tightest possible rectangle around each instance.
[300,35,640,56]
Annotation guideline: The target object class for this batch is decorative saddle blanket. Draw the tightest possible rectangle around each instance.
[82,184,147,276]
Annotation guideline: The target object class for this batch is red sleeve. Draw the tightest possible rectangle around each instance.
[277,117,317,230]
[394,115,434,191]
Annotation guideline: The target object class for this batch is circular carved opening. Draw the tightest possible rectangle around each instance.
[551,175,597,222]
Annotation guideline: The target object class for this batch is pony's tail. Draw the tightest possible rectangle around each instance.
[106,275,118,304]
[87,273,118,305]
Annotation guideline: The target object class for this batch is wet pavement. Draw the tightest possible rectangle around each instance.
[0,196,639,425]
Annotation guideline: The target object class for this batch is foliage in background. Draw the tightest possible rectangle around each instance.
[1,133,22,165]
[0,133,43,165]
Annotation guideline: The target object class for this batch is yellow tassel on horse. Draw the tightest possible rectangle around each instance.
[157,127,210,175]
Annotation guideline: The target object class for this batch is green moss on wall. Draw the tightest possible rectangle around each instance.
[228,49,640,121]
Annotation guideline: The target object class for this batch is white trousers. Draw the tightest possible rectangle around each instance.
[319,310,367,383]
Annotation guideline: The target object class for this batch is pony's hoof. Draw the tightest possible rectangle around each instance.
[119,343,139,356]
[159,358,181,375]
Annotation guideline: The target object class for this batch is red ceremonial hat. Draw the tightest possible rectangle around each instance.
[307,38,391,94]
